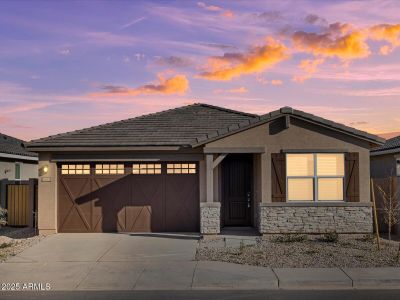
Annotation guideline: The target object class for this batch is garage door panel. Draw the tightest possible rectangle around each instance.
[59,207,91,232]
[125,206,152,232]
[58,177,92,233]
[92,175,130,232]
[165,173,199,232]
[129,175,164,232]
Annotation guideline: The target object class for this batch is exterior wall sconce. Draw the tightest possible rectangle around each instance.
[43,166,49,174]
[39,165,49,177]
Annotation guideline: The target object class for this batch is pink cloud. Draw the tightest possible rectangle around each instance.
[89,74,190,97]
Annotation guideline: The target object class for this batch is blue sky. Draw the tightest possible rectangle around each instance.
[0,0,399,140]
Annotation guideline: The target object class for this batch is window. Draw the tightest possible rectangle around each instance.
[15,163,21,180]
[286,153,344,201]
[95,164,124,175]
[167,163,196,174]
[132,164,161,174]
[397,159,400,177]
[61,164,90,175]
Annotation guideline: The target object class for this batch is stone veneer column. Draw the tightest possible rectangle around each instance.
[200,202,221,234]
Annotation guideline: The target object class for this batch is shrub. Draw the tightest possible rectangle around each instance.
[0,242,12,249]
[274,234,308,243]
[0,208,7,227]
[320,232,339,243]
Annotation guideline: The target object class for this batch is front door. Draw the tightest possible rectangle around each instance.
[222,154,252,226]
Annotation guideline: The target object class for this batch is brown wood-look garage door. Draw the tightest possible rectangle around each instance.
[58,163,199,233]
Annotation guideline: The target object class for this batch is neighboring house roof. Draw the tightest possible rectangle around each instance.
[371,135,400,156]
[27,103,385,150]
[0,133,38,159]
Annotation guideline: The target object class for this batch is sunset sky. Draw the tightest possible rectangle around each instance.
[1,0,399,141]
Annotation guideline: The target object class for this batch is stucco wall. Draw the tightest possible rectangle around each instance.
[0,160,37,180]
[205,117,372,204]
[37,153,58,234]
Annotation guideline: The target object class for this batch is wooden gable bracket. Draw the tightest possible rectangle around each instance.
[212,154,227,169]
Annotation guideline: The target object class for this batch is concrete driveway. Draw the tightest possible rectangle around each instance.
[1,233,200,290]
[0,233,278,291]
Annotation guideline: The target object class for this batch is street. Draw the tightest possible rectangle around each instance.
[1,290,400,300]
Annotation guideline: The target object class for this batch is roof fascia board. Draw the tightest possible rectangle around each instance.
[193,113,383,148]
[204,147,265,154]
[51,153,203,162]
[282,149,349,153]
[370,148,400,156]
[0,152,38,161]
[28,146,182,152]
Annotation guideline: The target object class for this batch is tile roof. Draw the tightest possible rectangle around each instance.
[371,135,400,154]
[0,133,38,157]
[28,103,257,148]
[27,103,384,150]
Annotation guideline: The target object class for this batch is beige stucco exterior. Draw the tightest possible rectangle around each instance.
[0,160,37,180]
[204,117,372,204]
[36,116,376,234]
[37,153,58,234]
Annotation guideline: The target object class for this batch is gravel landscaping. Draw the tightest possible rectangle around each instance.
[196,234,400,268]
[0,227,45,262]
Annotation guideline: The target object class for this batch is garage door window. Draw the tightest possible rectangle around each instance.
[61,164,90,175]
[95,164,124,175]
[167,163,196,174]
[132,164,162,174]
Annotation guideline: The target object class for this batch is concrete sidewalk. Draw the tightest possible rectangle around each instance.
[2,260,400,290]
[1,233,400,291]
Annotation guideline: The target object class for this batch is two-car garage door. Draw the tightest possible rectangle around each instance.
[58,163,199,233]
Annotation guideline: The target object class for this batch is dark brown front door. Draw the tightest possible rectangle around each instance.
[222,154,252,226]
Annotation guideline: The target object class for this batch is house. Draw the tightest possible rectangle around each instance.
[370,135,400,234]
[27,103,384,235]
[0,133,38,214]
[0,133,38,181]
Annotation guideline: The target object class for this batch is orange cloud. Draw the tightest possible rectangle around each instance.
[199,37,289,81]
[197,2,234,18]
[293,58,325,83]
[222,10,234,18]
[292,22,370,60]
[214,86,248,94]
[90,74,189,97]
[271,80,283,85]
[369,24,400,55]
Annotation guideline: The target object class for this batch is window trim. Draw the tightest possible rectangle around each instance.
[15,162,21,180]
[286,153,345,202]
[60,164,91,175]
[95,163,125,175]
[132,163,162,175]
[166,163,197,174]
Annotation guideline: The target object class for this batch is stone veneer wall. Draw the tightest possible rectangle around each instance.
[258,203,373,234]
[200,202,221,234]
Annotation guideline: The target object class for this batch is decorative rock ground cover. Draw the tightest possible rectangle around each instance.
[0,227,45,262]
[196,234,400,268]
